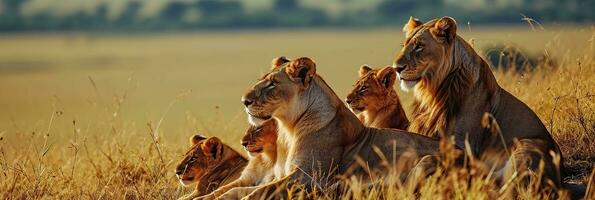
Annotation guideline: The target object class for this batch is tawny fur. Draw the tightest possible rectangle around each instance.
[395,16,563,189]
[195,120,278,200]
[175,136,247,200]
[346,65,409,129]
[241,57,449,199]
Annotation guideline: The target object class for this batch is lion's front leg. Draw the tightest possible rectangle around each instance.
[215,186,261,200]
[243,155,342,198]
[241,171,295,200]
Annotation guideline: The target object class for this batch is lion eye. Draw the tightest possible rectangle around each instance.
[359,86,367,94]
[415,44,424,53]
[265,81,275,90]
[189,157,196,163]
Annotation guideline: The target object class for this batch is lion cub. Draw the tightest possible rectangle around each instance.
[176,135,247,200]
[196,120,278,200]
[346,65,409,129]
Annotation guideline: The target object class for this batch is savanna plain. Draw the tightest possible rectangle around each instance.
[0,26,594,199]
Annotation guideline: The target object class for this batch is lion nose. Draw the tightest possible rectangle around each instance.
[394,64,406,74]
[175,168,183,175]
[241,141,248,148]
[242,98,253,107]
[345,98,353,104]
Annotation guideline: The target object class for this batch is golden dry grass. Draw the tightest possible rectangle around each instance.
[0,26,593,199]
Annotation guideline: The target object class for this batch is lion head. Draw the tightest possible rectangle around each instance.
[241,120,277,157]
[241,56,317,126]
[175,135,226,186]
[393,16,458,93]
[346,65,398,114]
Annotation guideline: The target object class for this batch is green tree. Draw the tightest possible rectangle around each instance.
[0,0,26,31]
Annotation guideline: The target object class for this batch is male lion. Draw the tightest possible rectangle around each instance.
[346,65,409,129]
[393,16,563,188]
[175,135,247,200]
[241,57,446,199]
[196,120,278,200]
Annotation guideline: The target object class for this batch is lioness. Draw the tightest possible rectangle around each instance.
[241,57,445,199]
[196,120,278,200]
[393,16,563,188]
[346,65,409,129]
[176,135,247,200]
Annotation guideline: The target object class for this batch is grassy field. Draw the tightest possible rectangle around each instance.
[0,26,594,199]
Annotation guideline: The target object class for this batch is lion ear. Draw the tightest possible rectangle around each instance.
[376,66,396,89]
[201,137,223,160]
[271,56,290,70]
[430,16,457,44]
[403,16,422,37]
[190,134,207,145]
[359,64,372,77]
[286,57,316,87]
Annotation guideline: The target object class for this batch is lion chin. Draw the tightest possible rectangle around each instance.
[400,80,418,92]
[178,177,195,187]
[246,113,270,126]
[348,107,363,115]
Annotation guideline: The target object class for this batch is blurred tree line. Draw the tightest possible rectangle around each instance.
[0,0,592,31]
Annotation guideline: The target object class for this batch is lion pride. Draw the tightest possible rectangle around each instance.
[240,57,448,199]
[393,16,563,188]
[346,65,409,129]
